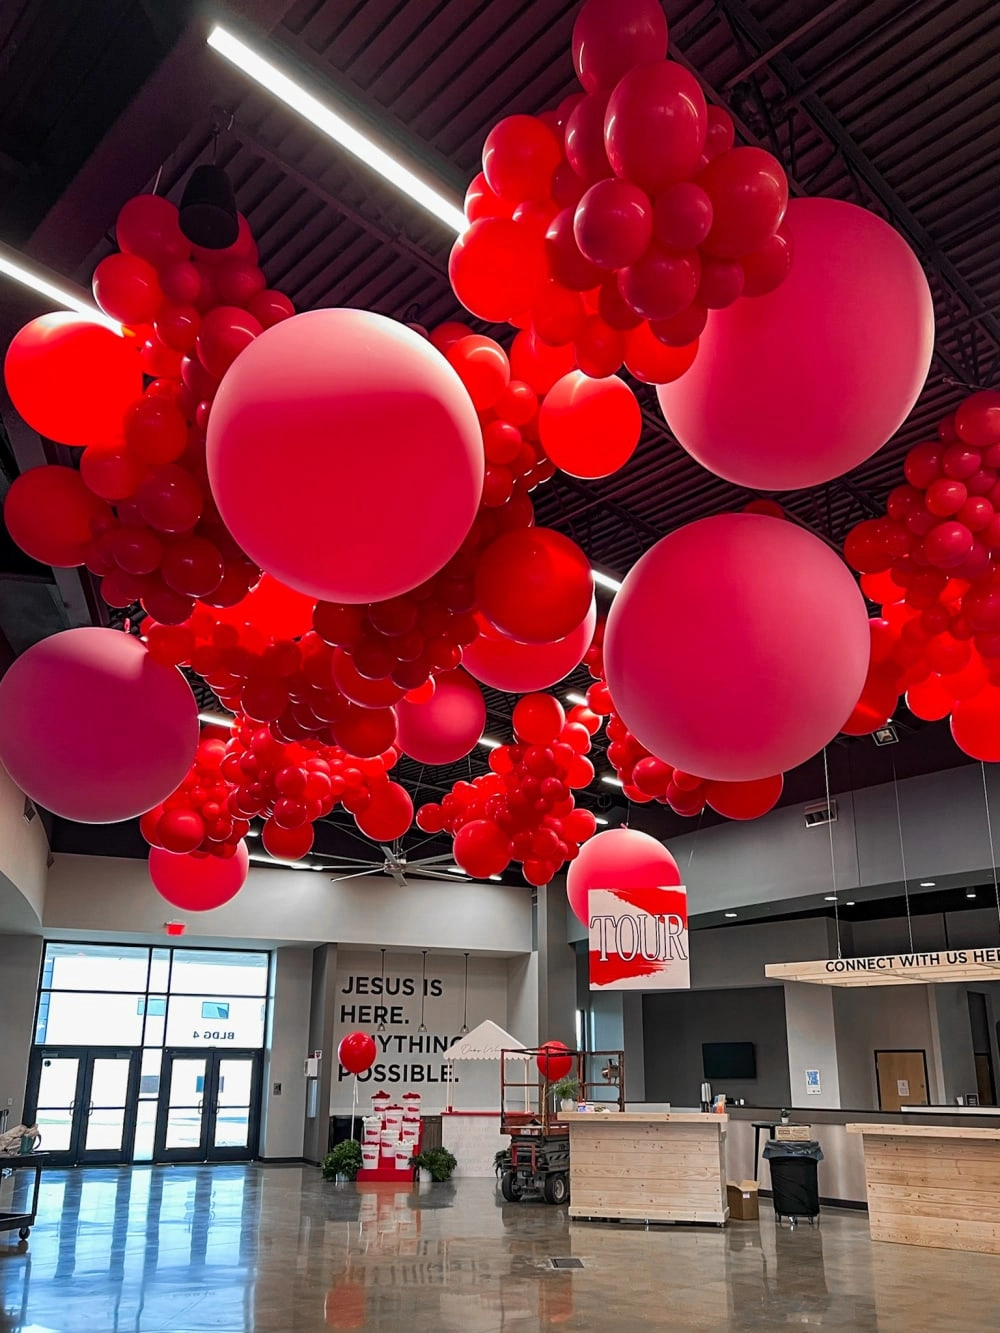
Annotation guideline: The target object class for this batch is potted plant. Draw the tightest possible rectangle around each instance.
[780,1107,791,1126]
[553,1075,579,1112]
[410,1146,458,1183]
[322,1139,362,1183]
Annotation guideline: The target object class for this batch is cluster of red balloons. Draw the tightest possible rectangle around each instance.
[581,621,785,819]
[842,390,1000,761]
[3,195,296,625]
[415,693,600,885]
[449,0,789,389]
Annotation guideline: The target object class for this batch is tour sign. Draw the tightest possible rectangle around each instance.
[765,948,1000,987]
[588,884,690,992]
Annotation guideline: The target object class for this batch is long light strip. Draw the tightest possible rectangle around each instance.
[601,775,624,788]
[198,711,236,727]
[207,26,467,234]
[0,244,120,332]
[592,569,623,593]
[477,736,502,750]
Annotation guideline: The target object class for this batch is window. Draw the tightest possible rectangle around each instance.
[136,997,167,1017]
[201,1001,230,1021]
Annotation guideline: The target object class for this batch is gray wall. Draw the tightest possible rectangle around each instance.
[643,986,791,1107]
[832,984,938,1108]
[260,946,312,1159]
[0,934,43,1122]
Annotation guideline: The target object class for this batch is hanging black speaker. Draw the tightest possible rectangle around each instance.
[179,164,239,249]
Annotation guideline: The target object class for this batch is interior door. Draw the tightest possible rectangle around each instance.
[25,1047,139,1164]
[209,1052,262,1160]
[154,1049,262,1162]
[875,1049,929,1111]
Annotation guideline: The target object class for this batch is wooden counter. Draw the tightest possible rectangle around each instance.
[562,1112,729,1225]
[848,1122,1000,1254]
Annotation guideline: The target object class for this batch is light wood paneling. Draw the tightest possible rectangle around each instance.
[565,1113,728,1225]
[848,1124,1000,1253]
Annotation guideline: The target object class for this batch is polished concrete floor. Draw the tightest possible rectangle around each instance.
[1,1164,998,1332]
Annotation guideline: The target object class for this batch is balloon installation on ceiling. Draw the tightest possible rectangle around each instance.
[0,0,938,919]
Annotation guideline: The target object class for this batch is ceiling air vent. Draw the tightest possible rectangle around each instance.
[804,800,837,828]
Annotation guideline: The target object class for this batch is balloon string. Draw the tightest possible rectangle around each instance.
[890,754,914,955]
[980,762,1000,938]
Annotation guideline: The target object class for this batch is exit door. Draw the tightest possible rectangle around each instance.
[153,1048,262,1162]
[24,1047,140,1164]
[875,1049,929,1111]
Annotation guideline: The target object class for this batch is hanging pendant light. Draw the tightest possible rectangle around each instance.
[459,951,470,1036]
[179,163,239,248]
[377,948,387,1034]
[417,950,428,1034]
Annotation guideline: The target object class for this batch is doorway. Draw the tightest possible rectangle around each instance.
[24,1047,140,1164]
[875,1049,929,1111]
[153,1049,262,1162]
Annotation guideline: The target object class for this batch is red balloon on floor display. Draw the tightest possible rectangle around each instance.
[657,199,934,489]
[539,373,642,479]
[462,600,596,693]
[536,1040,573,1081]
[338,1031,377,1075]
[566,827,681,925]
[396,670,486,765]
[476,527,594,644]
[4,314,142,446]
[207,311,483,604]
[604,514,871,781]
[572,0,668,93]
[3,467,110,568]
[0,627,198,823]
[454,819,513,878]
[149,840,250,910]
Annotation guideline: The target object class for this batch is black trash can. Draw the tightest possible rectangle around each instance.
[763,1140,824,1226]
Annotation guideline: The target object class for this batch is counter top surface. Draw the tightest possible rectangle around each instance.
[847,1122,1000,1140]
[562,1111,727,1125]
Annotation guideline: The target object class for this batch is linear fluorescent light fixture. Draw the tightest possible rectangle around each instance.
[565,692,588,706]
[447,866,471,876]
[0,243,120,331]
[478,736,501,750]
[592,569,623,593]
[594,815,609,826]
[198,711,236,727]
[601,775,624,788]
[207,26,466,234]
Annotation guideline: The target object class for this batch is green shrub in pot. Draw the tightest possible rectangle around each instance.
[322,1139,362,1181]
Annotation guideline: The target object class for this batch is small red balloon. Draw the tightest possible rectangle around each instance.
[338,1031,377,1075]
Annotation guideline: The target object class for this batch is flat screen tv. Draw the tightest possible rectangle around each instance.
[702,1042,756,1080]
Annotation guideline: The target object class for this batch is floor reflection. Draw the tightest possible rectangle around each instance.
[1,1166,999,1331]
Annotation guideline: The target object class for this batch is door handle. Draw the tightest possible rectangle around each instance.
[86,1101,94,1118]
[197,1099,204,1114]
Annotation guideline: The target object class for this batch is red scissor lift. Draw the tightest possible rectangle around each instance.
[498,1047,626,1205]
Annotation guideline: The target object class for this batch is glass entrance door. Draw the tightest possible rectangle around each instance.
[153,1049,261,1162]
[25,1048,139,1164]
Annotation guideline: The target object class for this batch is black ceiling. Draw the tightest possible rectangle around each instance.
[1,0,997,869]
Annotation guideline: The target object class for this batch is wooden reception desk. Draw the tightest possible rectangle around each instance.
[562,1112,728,1225]
[848,1122,1000,1254]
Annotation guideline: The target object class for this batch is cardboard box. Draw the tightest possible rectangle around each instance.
[774,1124,811,1141]
[726,1180,760,1221]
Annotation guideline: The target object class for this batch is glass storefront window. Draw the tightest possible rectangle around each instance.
[165,995,265,1049]
[168,950,268,997]
[39,990,145,1045]
[42,943,150,992]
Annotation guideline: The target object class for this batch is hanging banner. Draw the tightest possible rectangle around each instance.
[588,884,689,991]
[766,948,1000,986]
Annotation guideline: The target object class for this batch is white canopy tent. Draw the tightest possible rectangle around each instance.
[444,1019,530,1112]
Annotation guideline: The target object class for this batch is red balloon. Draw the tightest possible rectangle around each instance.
[604,514,871,781]
[572,0,668,92]
[355,782,413,841]
[156,304,200,354]
[648,303,708,347]
[539,373,641,479]
[454,819,513,878]
[161,536,225,598]
[564,94,613,186]
[698,148,788,259]
[338,1031,377,1075]
[618,246,701,322]
[483,115,563,203]
[476,527,594,644]
[247,289,296,329]
[513,693,566,745]
[449,218,548,323]
[149,840,250,911]
[4,314,142,447]
[396,669,485,765]
[262,818,315,861]
[462,600,596,693]
[741,228,795,298]
[464,172,513,223]
[79,443,147,502]
[0,627,198,823]
[604,62,707,193]
[536,1040,573,1081]
[573,316,625,378]
[136,464,203,533]
[4,466,110,568]
[196,305,262,379]
[92,253,164,326]
[531,281,587,347]
[157,807,206,854]
[905,674,954,722]
[209,574,316,642]
[951,688,1000,761]
[207,311,483,604]
[653,182,713,251]
[509,329,577,396]
[333,705,398,758]
[445,335,510,411]
[544,207,605,291]
[332,650,406,709]
[566,826,680,925]
[705,774,783,820]
[955,391,1000,448]
[574,180,653,270]
[698,258,745,309]
[623,323,698,385]
[124,396,188,465]
[116,195,188,267]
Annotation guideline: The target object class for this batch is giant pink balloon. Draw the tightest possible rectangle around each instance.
[462,597,597,692]
[604,514,870,781]
[657,199,934,489]
[206,310,484,603]
[395,669,486,765]
[0,627,198,822]
[149,841,250,911]
[566,827,680,926]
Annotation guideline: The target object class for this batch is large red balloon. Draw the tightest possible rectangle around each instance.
[657,199,934,489]
[0,627,198,822]
[449,218,548,323]
[539,373,642,479]
[951,689,1000,761]
[395,669,486,765]
[566,827,681,926]
[149,841,249,911]
[454,819,513,878]
[476,527,594,644]
[536,1040,573,1081]
[4,314,142,447]
[206,310,483,603]
[355,781,413,842]
[604,514,871,782]
[704,774,784,820]
[338,1031,377,1075]
[604,63,707,194]
[4,466,110,568]
[462,600,597,692]
[572,0,668,93]
[207,574,315,641]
